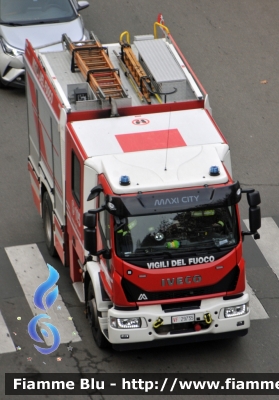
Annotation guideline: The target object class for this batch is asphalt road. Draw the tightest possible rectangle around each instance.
[0,1,279,399]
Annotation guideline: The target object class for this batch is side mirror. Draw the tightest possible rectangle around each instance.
[83,212,97,254]
[247,191,261,207]
[87,184,103,201]
[83,212,112,259]
[241,189,261,240]
[249,206,261,234]
[83,212,96,228]
[77,1,90,12]
[84,227,97,254]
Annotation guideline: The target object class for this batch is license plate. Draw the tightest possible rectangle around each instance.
[172,314,195,324]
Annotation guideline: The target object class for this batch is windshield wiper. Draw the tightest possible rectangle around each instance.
[0,22,23,26]
[192,238,236,251]
[192,240,222,250]
[148,250,174,257]
[26,20,61,25]
[132,248,174,258]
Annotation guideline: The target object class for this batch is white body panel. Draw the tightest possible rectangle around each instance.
[108,295,250,345]
[26,56,65,226]
[86,259,249,347]
[78,108,231,193]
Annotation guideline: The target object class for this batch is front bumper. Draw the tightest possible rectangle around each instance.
[103,294,250,351]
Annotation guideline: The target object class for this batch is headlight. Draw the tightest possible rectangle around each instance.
[0,37,24,57]
[224,304,248,318]
[110,317,141,329]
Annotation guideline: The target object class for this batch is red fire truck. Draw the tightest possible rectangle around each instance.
[24,15,261,350]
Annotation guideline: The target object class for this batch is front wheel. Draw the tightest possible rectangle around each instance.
[42,191,57,257]
[0,76,7,89]
[87,281,110,348]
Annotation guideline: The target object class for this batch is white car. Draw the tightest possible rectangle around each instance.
[0,0,89,88]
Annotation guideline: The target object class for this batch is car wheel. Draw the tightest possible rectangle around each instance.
[0,76,7,89]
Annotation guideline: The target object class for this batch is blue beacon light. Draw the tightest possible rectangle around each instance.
[209,166,220,176]
[120,175,130,186]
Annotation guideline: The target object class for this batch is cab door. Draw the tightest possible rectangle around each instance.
[97,192,113,297]
[65,134,85,282]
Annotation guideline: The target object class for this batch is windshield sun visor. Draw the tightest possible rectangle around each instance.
[109,181,241,217]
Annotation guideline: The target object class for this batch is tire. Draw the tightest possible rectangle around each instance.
[87,281,110,348]
[42,191,57,257]
[0,77,7,89]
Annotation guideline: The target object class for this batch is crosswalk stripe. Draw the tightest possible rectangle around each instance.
[246,284,269,320]
[0,311,16,353]
[243,217,279,320]
[244,217,279,280]
[5,244,81,347]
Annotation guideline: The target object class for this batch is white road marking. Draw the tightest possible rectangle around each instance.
[246,284,269,320]
[0,311,16,353]
[5,244,81,346]
[243,217,279,320]
[244,217,279,280]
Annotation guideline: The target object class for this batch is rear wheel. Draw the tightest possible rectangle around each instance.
[42,191,57,257]
[87,281,110,348]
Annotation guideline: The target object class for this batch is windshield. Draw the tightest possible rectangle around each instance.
[0,0,76,25]
[115,206,239,258]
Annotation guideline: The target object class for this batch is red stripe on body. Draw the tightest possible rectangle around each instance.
[54,215,64,264]
[54,214,63,237]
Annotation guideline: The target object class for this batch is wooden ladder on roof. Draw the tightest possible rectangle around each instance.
[118,31,162,104]
[63,34,127,100]
[119,41,152,104]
